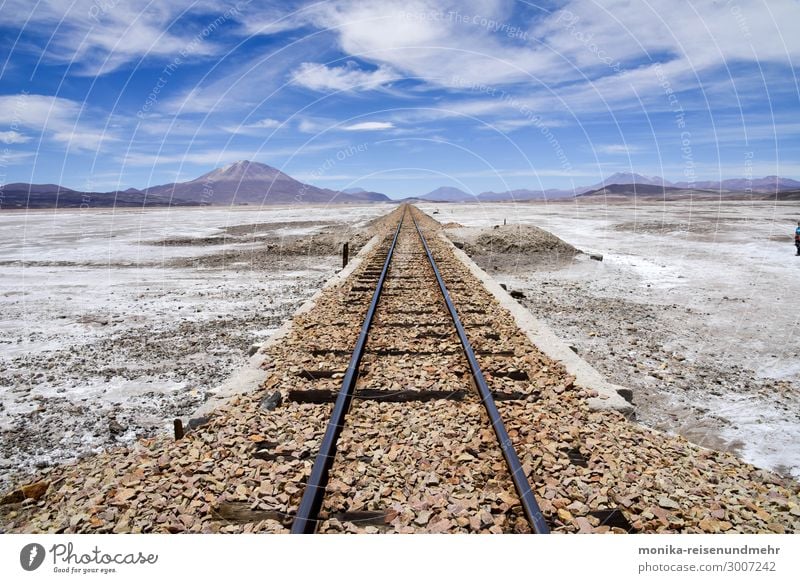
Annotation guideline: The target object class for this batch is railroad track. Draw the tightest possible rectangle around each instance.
[289,205,549,534]
[5,204,789,535]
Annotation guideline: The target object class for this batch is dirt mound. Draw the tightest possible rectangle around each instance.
[154,236,230,246]
[169,229,371,269]
[151,221,334,246]
[276,230,370,256]
[441,222,463,228]
[223,220,330,237]
[466,224,579,256]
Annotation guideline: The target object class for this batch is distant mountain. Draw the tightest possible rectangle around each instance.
[0,183,197,209]
[419,186,574,202]
[7,183,71,194]
[1,160,392,209]
[145,160,389,204]
[478,188,574,201]
[144,160,391,204]
[6,165,799,209]
[585,173,800,193]
[339,186,392,201]
[419,185,573,202]
[591,172,669,190]
[419,186,477,202]
[579,183,800,201]
[578,183,701,198]
[417,173,800,203]
[340,189,392,202]
[672,176,800,192]
[419,173,670,202]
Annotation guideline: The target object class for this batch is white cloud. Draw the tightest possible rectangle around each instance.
[0,94,115,151]
[296,116,396,134]
[304,0,800,114]
[50,130,115,151]
[155,0,800,126]
[222,118,285,135]
[238,7,313,36]
[1,0,235,76]
[162,40,324,114]
[290,62,397,91]
[298,119,324,133]
[250,118,282,128]
[0,151,34,165]
[306,1,571,87]
[0,94,79,128]
[549,0,800,68]
[0,131,30,144]
[595,144,641,155]
[342,121,395,131]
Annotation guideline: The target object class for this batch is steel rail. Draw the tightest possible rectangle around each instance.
[290,211,405,533]
[410,210,551,534]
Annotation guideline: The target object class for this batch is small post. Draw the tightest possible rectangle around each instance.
[342,242,349,268]
[174,419,184,440]
[504,218,506,226]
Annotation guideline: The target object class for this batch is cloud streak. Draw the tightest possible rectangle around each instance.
[0,93,116,151]
[342,121,395,131]
[0,131,30,144]
[0,0,244,76]
[290,61,398,91]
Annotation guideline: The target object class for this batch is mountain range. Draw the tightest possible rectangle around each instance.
[0,183,196,209]
[3,165,799,209]
[417,172,800,202]
[0,161,390,209]
[143,160,389,205]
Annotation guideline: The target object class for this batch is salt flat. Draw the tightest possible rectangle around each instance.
[420,200,800,479]
[0,204,391,488]
[2,200,798,488]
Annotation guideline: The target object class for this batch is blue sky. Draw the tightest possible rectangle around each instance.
[0,0,799,198]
